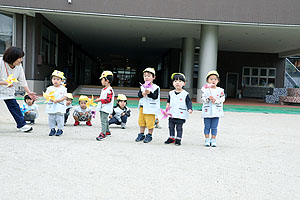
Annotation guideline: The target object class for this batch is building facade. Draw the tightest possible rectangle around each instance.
[1,0,300,101]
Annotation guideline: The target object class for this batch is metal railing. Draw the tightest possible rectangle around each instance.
[285,58,300,88]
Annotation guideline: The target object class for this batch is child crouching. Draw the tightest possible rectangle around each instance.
[73,95,92,126]
[22,94,39,125]
[109,94,131,129]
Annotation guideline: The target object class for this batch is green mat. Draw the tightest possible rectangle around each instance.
[16,97,300,115]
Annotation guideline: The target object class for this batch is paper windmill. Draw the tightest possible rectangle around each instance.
[203,84,214,89]
[141,81,153,90]
[160,107,172,120]
[20,104,28,116]
[87,95,97,108]
[43,91,56,103]
[3,74,18,86]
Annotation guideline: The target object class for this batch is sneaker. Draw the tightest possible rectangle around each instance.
[105,131,111,137]
[135,133,145,142]
[164,138,175,144]
[211,139,217,147]
[86,121,92,126]
[205,138,211,147]
[143,134,152,143]
[30,120,35,125]
[96,133,106,141]
[18,125,33,132]
[56,129,63,136]
[175,139,181,146]
[74,121,80,126]
[49,128,56,136]
[121,123,126,129]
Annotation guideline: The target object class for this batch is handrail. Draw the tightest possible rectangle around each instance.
[285,58,300,87]
[286,58,300,73]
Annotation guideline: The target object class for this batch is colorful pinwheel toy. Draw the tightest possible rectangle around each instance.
[3,74,18,86]
[43,91,56,103]
[203,84,214,89]
[87,95,97,108]
[141,81,153,90]
[20,104,28,116]
[160,106,172,120]
[91,110,96,118]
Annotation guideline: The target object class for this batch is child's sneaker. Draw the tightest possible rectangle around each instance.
[86,121,92,126]
[175,139,181,146]
[164,138,175,144]
[210,139,217,147]
[135,133,145,142]
[96,133,106,141]
[121,122,126,129]
[30,120,35,125]
[105,131,111,137]
[56,129,63,136]
[143,134,152,143]
[205,138,211,147]
[18,125,33,132]
[49,128,56,136]
[74,121,80,126]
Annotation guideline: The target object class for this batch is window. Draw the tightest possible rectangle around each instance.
[0,13,13,55]
[242,67,276,87]
[41,24,57,66]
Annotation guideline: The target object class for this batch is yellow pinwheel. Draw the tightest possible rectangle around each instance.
[43,91,56,103]
[87,95,97,108]
[4,74,18,86]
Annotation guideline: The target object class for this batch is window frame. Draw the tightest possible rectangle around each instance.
[242,66,276,87]
[0,11,15,56]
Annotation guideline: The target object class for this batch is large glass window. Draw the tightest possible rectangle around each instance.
[41,24,57,66]
[242,67,276,87]
[0,13,13,55]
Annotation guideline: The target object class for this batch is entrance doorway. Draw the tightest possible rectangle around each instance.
[226,73,239,98]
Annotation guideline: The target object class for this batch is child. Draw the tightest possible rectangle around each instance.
[135,68,160,143]
[95,71,115,141]
[22,94,39,125]
[109,94,131,129]
[201,70,225,147]
[64,93,73,125]
[73,95,92,126]
[164,73,193,146]
[45,70,67,136]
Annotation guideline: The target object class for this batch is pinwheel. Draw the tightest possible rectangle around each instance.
[87,95,97,108]
[3,74,18,86]
[202,83,214,95]
[20,104,28,116]
[160,106,172,120]
[43,91,56,103]
[140,81,153,90]
[91,110,96,118]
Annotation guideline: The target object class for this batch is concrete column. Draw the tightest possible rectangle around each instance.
[181,37,195,97]
[197,25,219,102]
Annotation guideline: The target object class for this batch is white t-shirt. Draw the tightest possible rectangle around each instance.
[22,103,39,117]
[45,85,67,114]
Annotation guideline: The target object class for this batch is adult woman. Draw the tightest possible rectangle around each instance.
[0,47,37,132]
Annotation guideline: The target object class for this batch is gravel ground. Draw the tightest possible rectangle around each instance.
[0,100,299,200]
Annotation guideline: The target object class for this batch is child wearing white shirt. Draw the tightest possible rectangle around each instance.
[22,94,39,125]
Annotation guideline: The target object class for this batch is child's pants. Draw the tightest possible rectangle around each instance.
[64,108,71,123]
[109,115,128,125]
[204,117,219,136]
[24,112,37,122]
[4,99,26,128]
[48,113,64,130]
[100,111,110,133]
[169,118,185,139]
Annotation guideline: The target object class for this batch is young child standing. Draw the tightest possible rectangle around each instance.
[95,71,114,141]
[22,94,39,125]
[109,94,131,129]
[164,73,193,146]
[45,70,67,136]
[135,68,160,143]
[64,93,73,125]
[201,70,225,147]
[73,95,92,126]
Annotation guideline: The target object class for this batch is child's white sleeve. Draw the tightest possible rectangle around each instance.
[215,89,225,104]
[201,88,210,103]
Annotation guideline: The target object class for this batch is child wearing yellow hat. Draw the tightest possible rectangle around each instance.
[64,93,73,125]
[201,70,225,147]
[45,70,67,136]
[73,95,92,126]
[95,71,115,141]
[109,94,131,129]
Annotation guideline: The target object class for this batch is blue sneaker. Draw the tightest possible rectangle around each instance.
[143,134,152,143]
[211,139,217,147]
[56,129,63,136]
[49,128,56,136]
[135,133,145,142]
[205,138,210,147]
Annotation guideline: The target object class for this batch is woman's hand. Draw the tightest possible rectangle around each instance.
[27,91,38,101]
